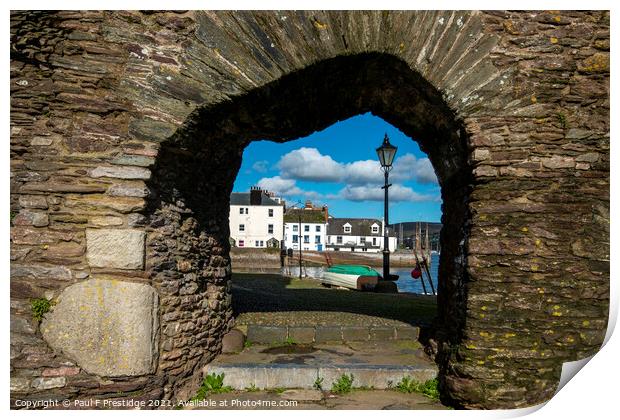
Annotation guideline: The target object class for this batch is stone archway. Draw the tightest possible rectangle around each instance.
[10,11,609,409]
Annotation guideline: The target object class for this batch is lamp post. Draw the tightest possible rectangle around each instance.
[376,133,397,281]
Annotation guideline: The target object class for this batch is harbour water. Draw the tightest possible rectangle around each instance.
[282,257,439,295]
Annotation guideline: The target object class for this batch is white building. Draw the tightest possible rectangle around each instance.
[283,204,328,251]
[325,218,397,253]
[229,188,284,248]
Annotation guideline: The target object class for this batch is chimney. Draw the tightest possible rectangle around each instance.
[250,186,262,206]
[304,200,313,209]
[322,205,329,223]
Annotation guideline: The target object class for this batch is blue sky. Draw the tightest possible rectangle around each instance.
[232,113,442,223]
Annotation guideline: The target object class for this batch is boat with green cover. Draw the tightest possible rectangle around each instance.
[321,265,379,291]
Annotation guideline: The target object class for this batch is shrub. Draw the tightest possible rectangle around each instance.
[191,373,232,401]
[30,298,53,321]
[331,374,354,394]
[396,377,439,400]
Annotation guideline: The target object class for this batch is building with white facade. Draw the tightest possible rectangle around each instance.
[229,187,284,248]
[283,202,328,251]
[325,218,397,253]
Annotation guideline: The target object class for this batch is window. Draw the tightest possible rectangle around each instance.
[344,225,351,233]
[239,240,244,247]
[304,225,310,232]
[360,236,366,244]
[315,235,321,244]
[268,209,273,217]
[293,235,298,243]
[293,225,298,232]
[372,225,379,233]
[255,240,259,247]
[304,235,310,243]
[336,236,343,244]
[239,224,245,231]
[268,224,274,234]
[239,208,244,214]
[373,238,377,246]
[260,240,264,247]
[315,225,321,232]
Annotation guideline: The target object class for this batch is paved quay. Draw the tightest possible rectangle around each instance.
[185,389,447,410]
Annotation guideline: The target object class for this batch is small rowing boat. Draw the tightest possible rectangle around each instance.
[321,265,380,291]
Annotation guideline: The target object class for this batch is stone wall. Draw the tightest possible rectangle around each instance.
[10,11,609,409]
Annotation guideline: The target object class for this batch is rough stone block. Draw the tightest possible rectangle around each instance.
[246,325,287,344]
[370,326,395,341]
[86,228,145,269]
[41,278,159,377]
[288,326,315,343]
[221,329,245,353]
[315,326,342,342]
[89,166,151,180]
[10,377,31,392]
[31,377,66,390]
[395,326,419,340]
[342,326,370,342]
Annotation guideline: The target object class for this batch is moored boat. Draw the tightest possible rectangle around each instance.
[321,265,379,291]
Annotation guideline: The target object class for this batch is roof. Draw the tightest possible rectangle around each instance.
[327,218,395,237]
[230,192,281,206]
[284,208,326,223]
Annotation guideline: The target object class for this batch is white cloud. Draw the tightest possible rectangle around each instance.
[337,184,437,203]
[278,147,344,182]
[276,148,438,185]
[256,176,322,200]
[251,160,269,173]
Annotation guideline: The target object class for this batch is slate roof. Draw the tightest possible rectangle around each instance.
[230,192,281,206]
[284,208,326,223]
[327,218,396,237]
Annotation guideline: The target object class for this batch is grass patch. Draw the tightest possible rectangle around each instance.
[396,377,439,400]
[313,376,324,391]
[245,384,259,392]
[272,387,286,394]
[191,373,233,401]
[30,297,53,321]
[331,374,354,394]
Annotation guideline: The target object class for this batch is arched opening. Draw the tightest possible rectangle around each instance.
[147,52,471,403]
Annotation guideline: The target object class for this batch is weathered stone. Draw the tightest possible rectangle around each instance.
[13,210,49,227]
[90,216,124,226]
[288,327,315,343]
[11,377,31,392]
[111,154,155,167]
[541,155,575,169]
[11,264,72,281]
[41,278,159,377]
[86,229,145,269]
[42,367,80,377]
[66,195,145,213]
[221,329,245,353]
[107,183,149,198]
[30,136,54,146]
[18,195,48,209]
[31,377,66,390]
[89,166,151,180]
[315,326,342,342]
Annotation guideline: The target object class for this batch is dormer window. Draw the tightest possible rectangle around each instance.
[371,223,379,234]
[343,223,352,234]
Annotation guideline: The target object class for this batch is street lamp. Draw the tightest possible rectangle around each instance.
[376,133,397,281]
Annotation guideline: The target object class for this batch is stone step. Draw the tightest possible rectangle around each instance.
[241,324,420,344]
[203,363,437,390]
[202,341,437,391]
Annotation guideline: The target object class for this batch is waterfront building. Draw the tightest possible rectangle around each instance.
[325,217,397,253]
[229,187,284,248]
[283,201,328,251]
